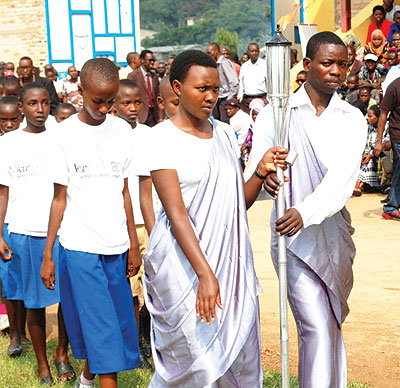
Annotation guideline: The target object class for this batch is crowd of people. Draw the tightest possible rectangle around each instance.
[0,3,398,388]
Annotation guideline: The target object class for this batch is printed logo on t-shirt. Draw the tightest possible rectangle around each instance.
[13,162,46,179]
[73,161,122,179]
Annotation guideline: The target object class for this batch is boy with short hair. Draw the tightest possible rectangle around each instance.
[55,103,76,123]
[2,76,20,98]
[0,96,23,133]
[157,75,179,119]
[114,78,153,369]
[342,73,360,104]
[41,58,141,388]
[0,83,74,385]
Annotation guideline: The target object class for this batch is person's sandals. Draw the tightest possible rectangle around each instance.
[75,375,95,388]
[39,376,54,387]
[139,351,152,370]
[54,360,76,382]
[352,188,362,197]
[7,344,22,357]
[21,336,31,346]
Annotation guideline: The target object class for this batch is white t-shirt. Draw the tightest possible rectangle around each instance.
[147,120,238,208]
[229,109,252,147]
[0,129,55,236]
[52,114,133,254]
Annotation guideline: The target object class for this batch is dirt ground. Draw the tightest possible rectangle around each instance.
[249,193,400,388]
[44,192,399,387]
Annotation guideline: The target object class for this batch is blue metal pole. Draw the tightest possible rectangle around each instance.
[271,0,276,35]
[300,0,304,23]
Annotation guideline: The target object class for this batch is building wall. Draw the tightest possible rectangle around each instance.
[0,0,48,69]
[334,0,375,29]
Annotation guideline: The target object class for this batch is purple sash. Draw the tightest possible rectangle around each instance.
[144,121,262,387]
[272,108,356,325]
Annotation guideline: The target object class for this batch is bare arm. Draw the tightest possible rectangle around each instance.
[139,176,156,235]
[374,108,389,156]
[123,178,142,277]
[41,184,67,289]
[151,169,222,324]
[0,185,11,261]
[244,147,288,209]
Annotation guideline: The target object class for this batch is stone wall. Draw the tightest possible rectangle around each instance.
[0,0,48,71]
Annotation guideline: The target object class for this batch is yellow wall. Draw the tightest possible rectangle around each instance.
[304,0,335,32]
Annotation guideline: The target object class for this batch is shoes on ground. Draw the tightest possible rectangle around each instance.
[382,210,400,220]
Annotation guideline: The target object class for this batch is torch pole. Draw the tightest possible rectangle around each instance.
[265,27,292,388]
[276,165,290,388]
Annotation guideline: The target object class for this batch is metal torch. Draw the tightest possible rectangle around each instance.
[265,27,292,388]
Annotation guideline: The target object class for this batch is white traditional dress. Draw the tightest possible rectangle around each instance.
[247,85,367,388]
[144,119,263,388]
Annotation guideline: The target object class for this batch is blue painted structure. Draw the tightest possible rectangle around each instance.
[44,0,139,74]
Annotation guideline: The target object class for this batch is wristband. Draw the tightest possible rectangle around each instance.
[254,168,267,180]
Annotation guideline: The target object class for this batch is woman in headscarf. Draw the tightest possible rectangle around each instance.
[364,29,391,64]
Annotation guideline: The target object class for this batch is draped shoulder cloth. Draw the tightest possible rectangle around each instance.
[144,120,262,388]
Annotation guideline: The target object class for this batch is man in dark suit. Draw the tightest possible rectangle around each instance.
[127,50,161,127]
[18,57,59,115]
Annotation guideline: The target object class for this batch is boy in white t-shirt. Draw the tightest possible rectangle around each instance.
[0,96,31,357]
[41,59,141,388]
[0,83,74,385]
[114,78,153,368]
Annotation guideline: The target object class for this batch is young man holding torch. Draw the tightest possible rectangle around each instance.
[247,32,367,388]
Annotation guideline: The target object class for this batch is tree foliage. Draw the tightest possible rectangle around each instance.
[141,0,271,48]
[214,28,239,54]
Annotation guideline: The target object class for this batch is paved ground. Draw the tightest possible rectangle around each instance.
[249,193,400,388]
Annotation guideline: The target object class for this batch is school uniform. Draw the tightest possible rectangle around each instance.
[51,113,140,374]
[0,129,60,308]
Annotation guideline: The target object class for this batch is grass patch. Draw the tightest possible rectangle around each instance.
[0,335,371,387]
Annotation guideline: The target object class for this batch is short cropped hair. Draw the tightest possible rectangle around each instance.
[0,95,19,108]
[19,56,32,64]
[20,82,49,102]
[126,52,138,62]
[247,42,259,50]
[208,42,220,52]
[2,75,19,88]
[56,103,76,114]
[119,79,139,90]
[169,50,217,85]
[306,31,346,60]
[80,58,119,89]
[359,86,371,94]
[373,5,385,14]
[140,49,153,60]
[394,10,400,18]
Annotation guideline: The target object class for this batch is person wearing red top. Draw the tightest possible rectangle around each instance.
[366,5,393,43]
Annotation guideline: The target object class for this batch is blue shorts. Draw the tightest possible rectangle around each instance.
[7,234,60,308]
[59,247,140,374]
[0,224,11,297]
